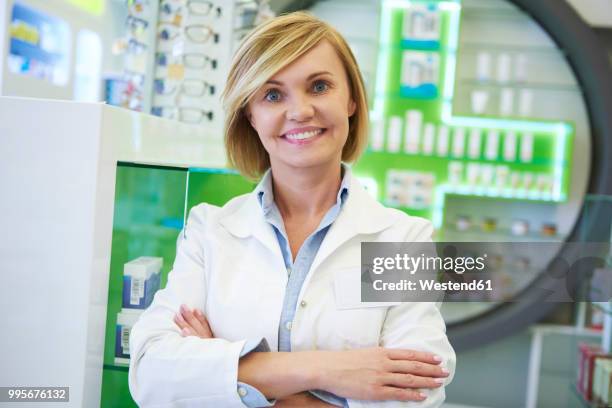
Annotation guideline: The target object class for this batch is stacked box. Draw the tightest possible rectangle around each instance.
[578,343,602,397]
[114,308,143,365]
[581,346,612,403]
[593,359,612,405]
[122,257,163,309]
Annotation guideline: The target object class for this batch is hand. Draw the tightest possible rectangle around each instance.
[316,347,449,402]
[173,304,213,338]
[275,392,337,407]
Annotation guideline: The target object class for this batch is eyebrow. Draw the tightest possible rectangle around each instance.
[265,71,334,86]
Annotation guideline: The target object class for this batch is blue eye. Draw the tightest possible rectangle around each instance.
[313,80,329,93]
[265,89,281,102]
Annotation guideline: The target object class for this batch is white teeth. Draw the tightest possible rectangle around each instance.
[285,129,323,140]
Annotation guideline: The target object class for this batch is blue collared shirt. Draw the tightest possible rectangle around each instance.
[237,165,351,408]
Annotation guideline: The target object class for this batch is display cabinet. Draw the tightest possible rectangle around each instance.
[0,96,228,407]
[100,163,254,406]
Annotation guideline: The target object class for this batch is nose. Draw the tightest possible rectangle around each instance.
[286,94,314,122]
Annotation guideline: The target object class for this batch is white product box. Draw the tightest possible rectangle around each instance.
[114,308,144,365]
[401,51,440,88]
[480,164,494,186]
[387,116,402,153]
[476,52,491,81]
[497,53,512,83]
[523,172,534,190]
[402,4,441,41]
[437,125,449,156]
[370,117,385,151]
[466,163,480,185]
[509,172,521,188]
[495,166,510,187]
[471,90,489,114]
[520,132,534,162]
[123,256,163,309]
[485,130,500,160]
[503,131,517,162]
[514,53,528,82]
[537,174,551,193]
[448,161,463,186]
[468,128,482,159]
[404,110,423,154]
[518,89,534,117]
[500,87,514,116]
[422,123,435,155]
[452,127,466,157]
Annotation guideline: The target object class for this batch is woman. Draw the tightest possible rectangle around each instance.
[129,11,455,408]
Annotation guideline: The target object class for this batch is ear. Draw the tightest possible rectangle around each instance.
[348,98,356,117]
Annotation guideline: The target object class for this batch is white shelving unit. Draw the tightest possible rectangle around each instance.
[0,96,226,407]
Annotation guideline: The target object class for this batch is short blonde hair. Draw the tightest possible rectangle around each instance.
[222,11,369,180]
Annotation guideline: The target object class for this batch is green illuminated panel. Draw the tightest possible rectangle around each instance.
[353,0,574,227]
[100,164,254,407]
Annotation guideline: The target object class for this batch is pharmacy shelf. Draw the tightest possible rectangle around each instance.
[439,227,565,243]
[458,79,580,93]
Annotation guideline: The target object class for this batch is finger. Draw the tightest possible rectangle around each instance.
[173,313,188,330]
[193,309,213,337]
[179,304,209,336]
[180,327,195,337]
[382,372,444,389]
[377,386,427,402]
[388,360,450,377]
[177,310,210,339]
[386,348,442,365]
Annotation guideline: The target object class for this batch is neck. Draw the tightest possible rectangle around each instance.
[270,161,343,219]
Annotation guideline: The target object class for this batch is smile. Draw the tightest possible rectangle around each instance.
[282,128,326,145]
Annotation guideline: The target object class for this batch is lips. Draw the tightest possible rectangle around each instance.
[282,128,326,145]
[283,126,325,136]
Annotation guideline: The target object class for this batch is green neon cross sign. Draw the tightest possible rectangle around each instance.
[353,0,573,229]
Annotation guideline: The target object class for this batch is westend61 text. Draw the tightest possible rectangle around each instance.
[373,279,493,292]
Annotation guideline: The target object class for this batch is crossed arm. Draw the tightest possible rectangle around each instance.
[173,304,450,406]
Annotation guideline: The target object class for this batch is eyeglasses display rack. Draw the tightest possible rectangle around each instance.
[117,0,160,112]
[116,0,261,136]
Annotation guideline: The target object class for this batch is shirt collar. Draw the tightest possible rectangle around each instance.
[255,163,351,214]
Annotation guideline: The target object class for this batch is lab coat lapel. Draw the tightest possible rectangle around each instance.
[218,193,283,260]
[309,173,396,274]
[219,171,396,276]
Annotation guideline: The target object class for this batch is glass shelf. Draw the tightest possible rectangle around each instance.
[458,42,566,56]
[457,78,580,93]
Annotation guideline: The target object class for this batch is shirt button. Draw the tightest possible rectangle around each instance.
[300,300,307,307]
[287,267,292,276]
[285,321,292,330]
[238,387,248,397]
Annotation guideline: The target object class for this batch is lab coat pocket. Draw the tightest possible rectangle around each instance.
[331,267,400,348]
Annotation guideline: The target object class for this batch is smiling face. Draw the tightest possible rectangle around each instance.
[246,40,356,173]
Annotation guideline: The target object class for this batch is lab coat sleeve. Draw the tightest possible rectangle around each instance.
[128,204,253,408]
[238,338,276,407]
[346,218,456,408]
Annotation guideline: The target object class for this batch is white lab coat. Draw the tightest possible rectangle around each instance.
[128,172,456,407]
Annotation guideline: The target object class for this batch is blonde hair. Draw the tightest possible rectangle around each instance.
[221,11,369,180]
